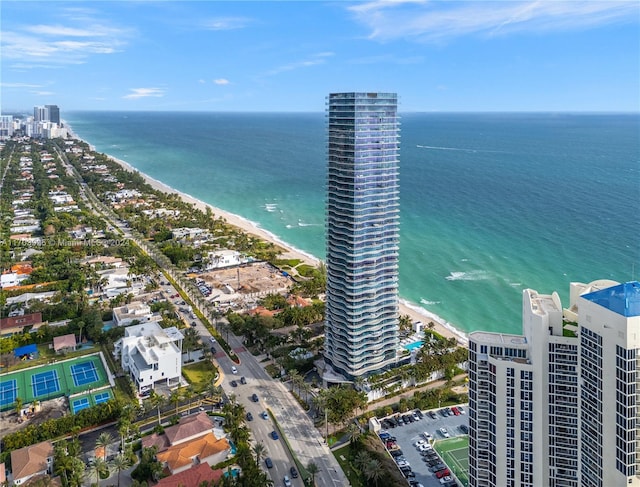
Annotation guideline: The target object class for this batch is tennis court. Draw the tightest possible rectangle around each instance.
[70,389,113,414]
[0,379,18,408]
[0,354,111,412]
[435,436,469,487]
[31,370,61,397]
[70,361,99,387]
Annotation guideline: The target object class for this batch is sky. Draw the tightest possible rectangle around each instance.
[1,0,639,113]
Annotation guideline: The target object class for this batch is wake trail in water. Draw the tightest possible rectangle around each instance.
[417,144,507,154]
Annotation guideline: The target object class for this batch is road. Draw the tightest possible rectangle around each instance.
[56,145,348,487]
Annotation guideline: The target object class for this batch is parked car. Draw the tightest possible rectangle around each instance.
[440,427,450,438]
[436,469,451,478]
[240,376,247,384]
[458,406,465,414]
[265,458,273,468]
[416,409,424,419]
[271,430,279,440]
[460,424,469,434]
[429,411,438,419]
[451,406,460,416]
[252,393,259,402]
[423,431,433,441]
[261,411,269,420]
[230,380,238,387]
[439,477,453,484]
[231,366,237,374]
[430,463,446,472]
[290,466,299,478]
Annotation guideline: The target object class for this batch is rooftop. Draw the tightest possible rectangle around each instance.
[582,281,640,317]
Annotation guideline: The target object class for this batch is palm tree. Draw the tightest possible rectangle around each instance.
[183,386,195,414]
[95,431,113,460]
[364,459,384,487]
[307,462,320,486]
[252,442,267,467]
[288,369,301,395]
[110,453,131,487]
[86,457,109,487]
[148,389,165,425]
[169,389,182,415]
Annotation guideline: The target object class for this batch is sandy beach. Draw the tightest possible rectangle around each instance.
[102,148,467,346]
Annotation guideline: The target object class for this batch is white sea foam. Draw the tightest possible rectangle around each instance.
[401,299,468,346]
[420,298,441,306]
[445,270,491,281]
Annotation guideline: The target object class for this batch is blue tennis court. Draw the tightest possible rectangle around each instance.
[71,397,90,414]
[31,370,60,397]
[94,391,111,404]
[70,361,99,387]
[0,380,18,408]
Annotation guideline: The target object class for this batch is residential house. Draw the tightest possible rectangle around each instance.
[10,441,53,486]
[53,334,76,353]
[143,412,230,475]
[114,322,183,393]
[0,313,44,337]
[113,302,159,327]
[155,463,223,487]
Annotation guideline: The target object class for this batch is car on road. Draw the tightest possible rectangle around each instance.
[290,467,298,478]
[271,430,279,440]
[240,376,247,384]
[231,366,237,374]
[246,412,253,421]
[190,321,197,327]
[261,411,269,420]
[440,427,450,438]
[210,346,217,354]
[265,457,273,469]
[283,475,292,487]
[210,337,216,343]
[252,393,259,402]
[230,380,238,387]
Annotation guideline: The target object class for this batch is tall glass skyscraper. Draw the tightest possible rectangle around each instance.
[324,92,400,380]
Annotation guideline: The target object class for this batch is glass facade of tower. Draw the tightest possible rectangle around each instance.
[324,92,400,379]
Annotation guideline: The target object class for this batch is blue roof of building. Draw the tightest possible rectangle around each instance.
[581,281,640,317]
[14,343,37,357]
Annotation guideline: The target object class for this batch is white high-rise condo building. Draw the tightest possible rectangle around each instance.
[324,92,400,380]
[468,279,640,487]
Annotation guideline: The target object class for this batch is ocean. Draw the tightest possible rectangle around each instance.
[64,111,640,337]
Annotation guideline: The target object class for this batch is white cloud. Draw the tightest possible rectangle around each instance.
[123,88,165,100]
[32,91,55,96]
[1,82,45,88]
[199,79,206,84]
[1,8,132,68]
[266,52,335,76]
[347,1,639,42]
[202,17,252,31]
[213,79,230,85]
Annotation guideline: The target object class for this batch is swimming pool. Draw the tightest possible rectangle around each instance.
[404,341,424,351]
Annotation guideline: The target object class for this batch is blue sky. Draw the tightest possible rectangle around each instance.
[1,1,639,112]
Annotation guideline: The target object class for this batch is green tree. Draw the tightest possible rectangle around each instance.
[86,457,110,487]
[110,453,132,487]
[95,431,113,460]
[307,462,320,486]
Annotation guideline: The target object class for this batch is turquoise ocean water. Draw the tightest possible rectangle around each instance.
[64,111,640,337]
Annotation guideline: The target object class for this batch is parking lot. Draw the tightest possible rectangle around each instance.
[377,405,469,487]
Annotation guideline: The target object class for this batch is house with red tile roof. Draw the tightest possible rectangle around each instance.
[10,441,53,486]
[53,333,76,353]
[0,313,44,337]
[155,463,223,487]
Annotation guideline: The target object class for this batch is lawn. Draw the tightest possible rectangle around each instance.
[332,445,364,487]
[182,360,217,393]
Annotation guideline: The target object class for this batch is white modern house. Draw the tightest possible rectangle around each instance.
[205,249,250,270]
[114,322,184,393]
[113,302,159,327]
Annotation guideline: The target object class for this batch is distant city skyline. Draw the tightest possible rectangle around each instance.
[1,1,639,113]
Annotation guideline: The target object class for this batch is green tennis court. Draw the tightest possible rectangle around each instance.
[0,353,110,412]
[435,436,469,487]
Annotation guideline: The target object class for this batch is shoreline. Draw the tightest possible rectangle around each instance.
[68,129,468,346]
